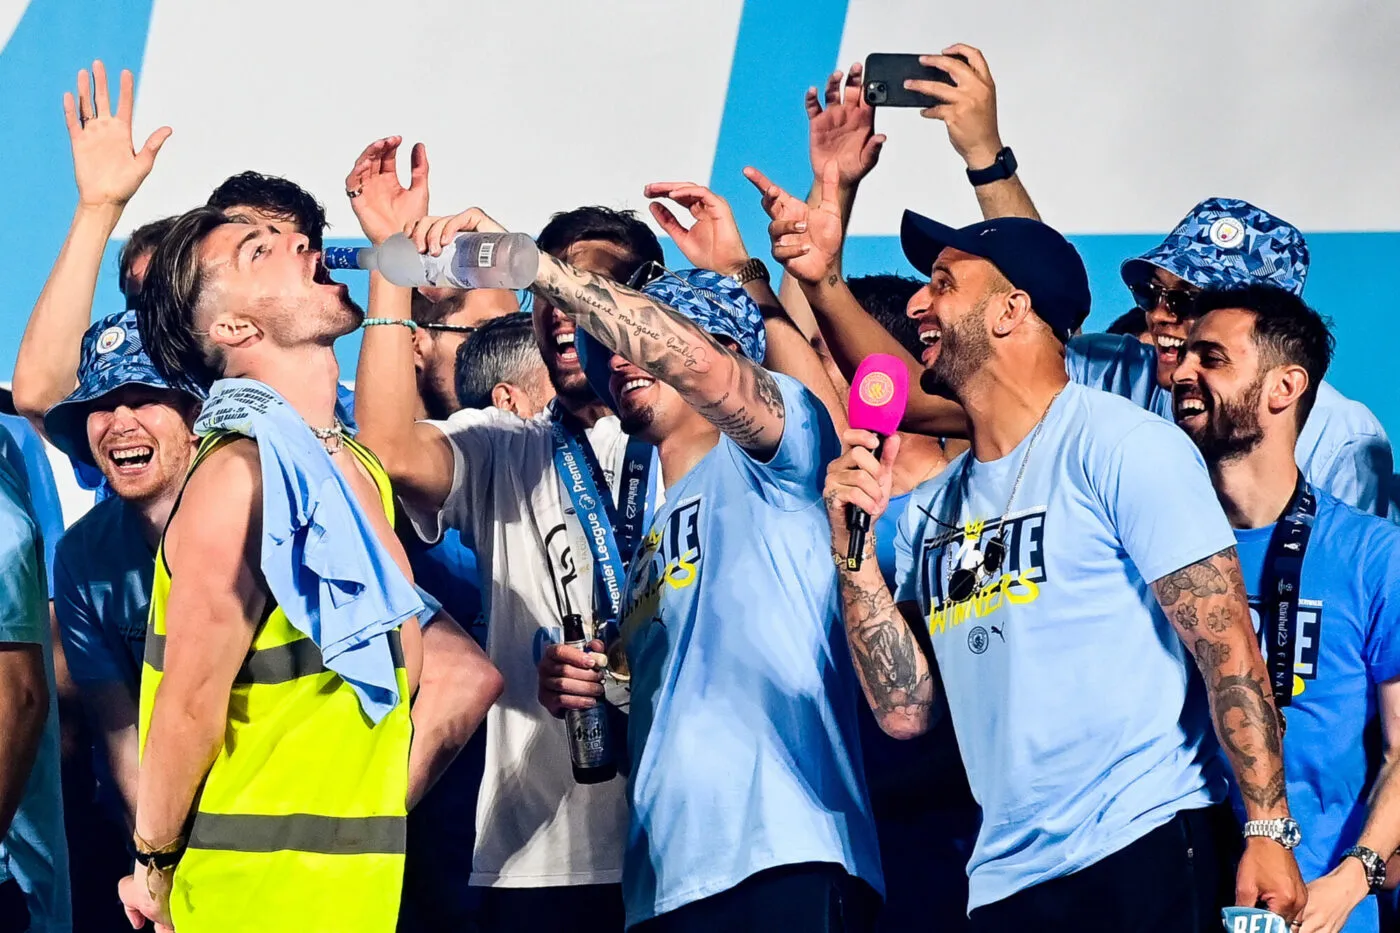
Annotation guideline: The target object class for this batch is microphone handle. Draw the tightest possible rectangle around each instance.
[844,436,885,571]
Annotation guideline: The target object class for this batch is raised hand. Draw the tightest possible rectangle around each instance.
[744,161,844,286]
[403,209,506,256]
[62,61,171,211]
[345,136,429,245]
[807,64,886,188]
[823,428,901,551]
[911,44,1004,169]
[642,182,749,277]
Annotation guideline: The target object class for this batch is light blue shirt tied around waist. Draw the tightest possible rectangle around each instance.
[193,378,423,724]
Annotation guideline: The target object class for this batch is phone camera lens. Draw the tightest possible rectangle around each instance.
[866,81,887,104]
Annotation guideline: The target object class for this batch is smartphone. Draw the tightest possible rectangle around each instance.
[863,52,965,107]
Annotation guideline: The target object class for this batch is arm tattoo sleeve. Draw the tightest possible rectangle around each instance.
[833,536,934,737]
[533,253,786,454]
[1154,546,1289,814]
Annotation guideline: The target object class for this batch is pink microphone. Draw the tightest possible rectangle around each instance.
[844,353,910,570]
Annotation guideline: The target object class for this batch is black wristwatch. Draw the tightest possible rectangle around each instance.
[1343,845,1387,892]
[966,147,1017,187]
[133,847,183,872]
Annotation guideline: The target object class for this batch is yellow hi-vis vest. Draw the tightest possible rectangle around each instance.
[139,432,411,933]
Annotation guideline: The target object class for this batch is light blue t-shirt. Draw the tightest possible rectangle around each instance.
[1066,334,1392,516]
[53,495,153,694]
[0,444,71,931]
[618,373,882,926]
[894,383,1235,911]
[0,414,64,596]
[1230,489,1400,933]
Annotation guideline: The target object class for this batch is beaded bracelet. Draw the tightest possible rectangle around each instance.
[363,318,418,332]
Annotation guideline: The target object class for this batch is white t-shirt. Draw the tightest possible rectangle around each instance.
[408,404,631,888]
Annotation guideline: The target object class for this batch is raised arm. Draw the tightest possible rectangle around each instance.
[643,180,846,433]
[1151,546,1306,919]
[14,62,170,436]
[823,428,935,738]
[343,137,457,516]
[747,163,971,438]
[532,249,787,458]
[912,44,1039,222]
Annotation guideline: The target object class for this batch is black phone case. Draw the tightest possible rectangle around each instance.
[863,52,959,108]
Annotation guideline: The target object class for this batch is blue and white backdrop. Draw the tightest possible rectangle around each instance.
[2,0,1397,435]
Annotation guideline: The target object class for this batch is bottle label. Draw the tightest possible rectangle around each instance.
[569,708,611,768]
[322,246,361,270]
[476,239,496,268]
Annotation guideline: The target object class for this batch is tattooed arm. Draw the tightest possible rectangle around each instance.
[1153,545,1308,919]
[533,252,787,457]
[840,559,936,739]
[1153,546,1289,819]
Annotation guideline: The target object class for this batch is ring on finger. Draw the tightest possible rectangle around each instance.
[346,187,363,199]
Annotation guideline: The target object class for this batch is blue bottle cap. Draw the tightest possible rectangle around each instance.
[322,246,364,270]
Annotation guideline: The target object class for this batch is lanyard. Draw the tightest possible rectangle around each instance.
[1259,475,1316,713]
[550,410,655,623]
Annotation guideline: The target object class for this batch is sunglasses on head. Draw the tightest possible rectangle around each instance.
[1129,280,1201,319]
[946,533,1007,603]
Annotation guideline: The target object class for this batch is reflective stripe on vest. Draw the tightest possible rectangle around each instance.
[187,813,407,856]
[145,629,406,684]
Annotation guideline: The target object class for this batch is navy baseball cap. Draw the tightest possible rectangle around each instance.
[44,311,205,466]
[900,212,1091,340]
[576,266,766,409]
[1121,197,1309,296]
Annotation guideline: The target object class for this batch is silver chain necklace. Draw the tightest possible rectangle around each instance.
[309,420,346,455]
[947,386,1066,597]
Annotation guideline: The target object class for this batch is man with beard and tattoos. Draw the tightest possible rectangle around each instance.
[346,138,662,933]
[1173,287,1400,933]
[813,210,1307,931]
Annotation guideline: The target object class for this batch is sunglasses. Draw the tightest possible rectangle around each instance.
[419,322,479,335]
[945,533,1007,603]
[1129,280,1201,319]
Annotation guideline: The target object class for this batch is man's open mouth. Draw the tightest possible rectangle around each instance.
[108,445,154,471]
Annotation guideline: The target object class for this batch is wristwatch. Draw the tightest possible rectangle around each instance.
[1242,818,1303,850]
[966,146,1017,187]
[732,257,770,286]
[1343,845,1387,892]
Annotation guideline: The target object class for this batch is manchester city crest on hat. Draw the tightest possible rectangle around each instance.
[95,324,127,354]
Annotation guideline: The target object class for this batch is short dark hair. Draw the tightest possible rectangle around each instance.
[207,172,327,249]
[119,215,179,303]
[1106,307,1149,338]
[536,206,663,282]
[847,274,924,358]
[136,205,231,392]
[410,289,465,328]
[1195,285,1335,426]
[454,313,542,410]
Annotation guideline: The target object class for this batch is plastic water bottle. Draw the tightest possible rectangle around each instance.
[560,613,617,784]
[322,232,538,290]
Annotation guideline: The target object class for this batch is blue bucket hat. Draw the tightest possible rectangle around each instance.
[1121,197,1309,296]
[576,266,767,408]
[44,310,205,466]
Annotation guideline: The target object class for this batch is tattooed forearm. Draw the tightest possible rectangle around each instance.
[836,558,934,739]
[1154,546,1290,816]
[532,253,788,454]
